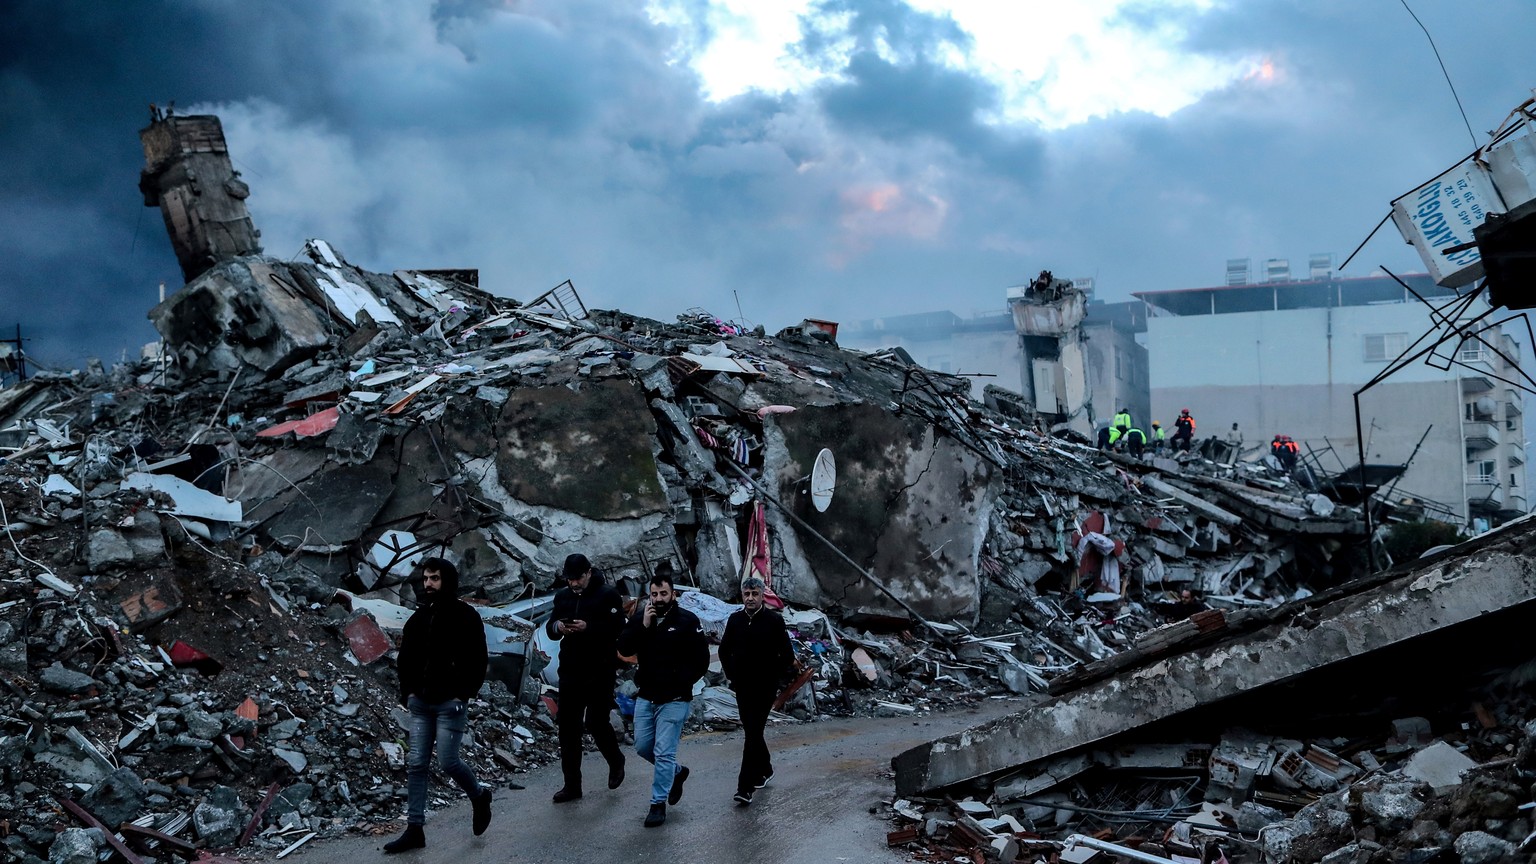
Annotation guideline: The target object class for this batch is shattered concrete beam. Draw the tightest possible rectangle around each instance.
[1140,476,1242,527]
[892,541,1536,796]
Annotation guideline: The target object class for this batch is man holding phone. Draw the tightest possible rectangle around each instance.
[617,573,709,827]
[545,553,626,803]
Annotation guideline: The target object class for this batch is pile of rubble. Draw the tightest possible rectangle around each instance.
[0,224,1394,862]
[887,517,1536,863]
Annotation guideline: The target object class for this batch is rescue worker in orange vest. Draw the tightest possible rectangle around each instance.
[1271,435,1299,471]
[1172,409,1195,452]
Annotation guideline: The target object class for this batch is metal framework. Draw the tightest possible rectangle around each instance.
[1351,271,1535,566]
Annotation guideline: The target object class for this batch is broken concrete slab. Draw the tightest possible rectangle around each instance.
[773,403,995,622]
[262,463,392,553]
[1402,741,1478,794]
[491,378,666,520]
[893,534,1536,796]
[149,257,332,378]
[80,768,146,829]
[40,663,100,696]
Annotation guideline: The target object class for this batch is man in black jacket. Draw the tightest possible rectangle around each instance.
[385,558,491,854]
[616,573,708,827]
[718,576,796,806]
[545,553,626,803]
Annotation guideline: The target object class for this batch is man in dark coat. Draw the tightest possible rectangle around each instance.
[385,558,491,854]
[616,573,709,827]
[545,553,626,803]
[718,576,796,806]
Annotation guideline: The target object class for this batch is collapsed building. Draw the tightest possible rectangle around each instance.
[0,111,1520,864]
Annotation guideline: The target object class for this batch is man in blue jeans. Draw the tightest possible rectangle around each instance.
[384,558,491,854]
[617,573,708,827]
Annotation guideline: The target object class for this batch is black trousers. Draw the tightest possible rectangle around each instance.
[557,675,624,790]
[735,687,775,793]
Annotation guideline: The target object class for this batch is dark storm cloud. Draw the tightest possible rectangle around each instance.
[3,0,1535,368]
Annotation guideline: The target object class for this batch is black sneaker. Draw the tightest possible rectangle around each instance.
[383,825,425,854]
[733,789,753,806]
[608,758,625,790]
[754,769,774,789]
[552,787,582,804]
[644,802,667,827]
[471,788,492,836]
[667,766,689,805]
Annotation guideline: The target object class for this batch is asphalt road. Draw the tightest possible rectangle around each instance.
[275,698,1021,864]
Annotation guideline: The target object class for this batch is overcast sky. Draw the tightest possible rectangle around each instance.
[3,0,1535,368]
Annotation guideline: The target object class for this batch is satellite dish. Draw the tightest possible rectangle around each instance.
[810,448,836,512]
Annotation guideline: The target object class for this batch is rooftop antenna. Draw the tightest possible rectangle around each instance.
[1397,0,1478,150]
[810,448,836,512]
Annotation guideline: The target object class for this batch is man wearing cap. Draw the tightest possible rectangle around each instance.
[546,553,627,803]
[385,558,492,854]
[617,572,709,827]
[718,576,797,806]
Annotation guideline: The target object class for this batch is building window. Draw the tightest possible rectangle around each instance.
[1512,472,1520,488]
[1457,341,1490,362]
[1115,349,1126,381]
[1471,460,1496,483]
[1363,333,1407,362]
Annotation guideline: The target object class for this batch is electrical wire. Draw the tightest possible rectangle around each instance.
[0,492,58,578]
[1397,0,1479,150]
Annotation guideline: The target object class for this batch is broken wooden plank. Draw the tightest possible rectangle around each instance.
[238,782,282,847]
[56,795,148,864]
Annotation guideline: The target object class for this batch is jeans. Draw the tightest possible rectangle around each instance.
[633,698,691,805]
[735,687,774,794]
[405,696,482,825]
[557,677,624,790]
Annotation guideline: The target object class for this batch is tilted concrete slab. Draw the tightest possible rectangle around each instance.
[893,527,1536,796]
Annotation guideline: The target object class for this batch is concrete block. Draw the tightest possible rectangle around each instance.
[85,529,134,571]
[1402,741,1477,794]
[47,829,103,864]
[40,663,99,696]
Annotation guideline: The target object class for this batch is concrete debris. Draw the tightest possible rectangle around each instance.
[47,828,103,864]
[0,114,1519,862]
[889,520,1536,863]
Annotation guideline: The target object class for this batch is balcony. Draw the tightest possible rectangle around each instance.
[1458,357,1498,392]
[1508,390,1523,416]
[1466,479,1504,511]
[1463,419,1499,450]
[1511,445,1526,467]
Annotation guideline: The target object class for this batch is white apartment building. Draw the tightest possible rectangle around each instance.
[1138,271,1528,527]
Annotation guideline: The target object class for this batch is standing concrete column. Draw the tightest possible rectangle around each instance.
[139,109,262,282]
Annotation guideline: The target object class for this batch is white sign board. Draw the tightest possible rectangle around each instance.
[1390,160,1499,287]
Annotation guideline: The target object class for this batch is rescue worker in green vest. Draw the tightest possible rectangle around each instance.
[1123,426,1147,459]
[1151,421,1166,453]
[1112,408,1132,439]
[1108,425,1122,450]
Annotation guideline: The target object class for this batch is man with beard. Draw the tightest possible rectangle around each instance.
[545,553,626,803]
[384,558,492,854]
[617,572,708,827]
[718,576,796,806]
